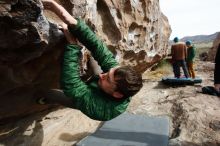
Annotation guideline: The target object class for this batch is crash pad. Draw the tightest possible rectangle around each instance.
[76,113,169,146]
[202,86,220,97]
[162,77,202,85]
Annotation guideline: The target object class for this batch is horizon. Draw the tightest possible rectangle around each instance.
[180,31,219,39]
[160,0,220,39]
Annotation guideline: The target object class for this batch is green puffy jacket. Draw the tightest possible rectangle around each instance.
[60,19,131,121]
[186,46,196,62]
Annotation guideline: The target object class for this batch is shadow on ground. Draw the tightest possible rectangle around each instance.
[0,107,58,146]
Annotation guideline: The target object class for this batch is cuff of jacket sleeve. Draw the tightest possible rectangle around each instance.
[66,44,82,50]
[68,18,83,33]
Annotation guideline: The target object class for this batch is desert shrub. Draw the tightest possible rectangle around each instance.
[194,42,212,59]
[143,59,172,80]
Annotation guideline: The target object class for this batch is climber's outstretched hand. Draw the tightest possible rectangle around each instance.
[41,0,77,26]
[59,23,78,45]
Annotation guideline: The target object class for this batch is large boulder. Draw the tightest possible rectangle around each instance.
[0,0,171,123]
[0,0,64,123]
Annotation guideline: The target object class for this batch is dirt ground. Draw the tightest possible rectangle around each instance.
[0,60,220,146]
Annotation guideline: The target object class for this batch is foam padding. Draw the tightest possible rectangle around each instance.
[162,77,202,85]
[77,113,169,146]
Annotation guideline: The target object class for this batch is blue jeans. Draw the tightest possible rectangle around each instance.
[173,60,189,78]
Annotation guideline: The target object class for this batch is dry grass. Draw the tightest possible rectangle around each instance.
[194,42,212,59]
[143,59,173,80]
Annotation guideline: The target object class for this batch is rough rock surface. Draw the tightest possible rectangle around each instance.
[44,0,171,72]
[0,0,65,123]
[208,32,220,61]
[0,0,171,122]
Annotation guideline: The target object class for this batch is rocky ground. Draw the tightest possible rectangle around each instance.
[0,60,220,146]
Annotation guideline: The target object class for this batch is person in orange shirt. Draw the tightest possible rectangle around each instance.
[170,37,189,78]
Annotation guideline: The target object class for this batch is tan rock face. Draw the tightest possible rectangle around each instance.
[208,32,220,61]
[81,0,171,72]
[0,0,171,122]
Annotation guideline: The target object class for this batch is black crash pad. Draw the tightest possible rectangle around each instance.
[202,86,220,97]
[76,113,169,146]
[162,77,202,85]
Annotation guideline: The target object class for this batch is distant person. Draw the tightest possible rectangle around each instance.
[201,43,220,97]
[36,0,143,121]
[169,37,189,78]
[214,43,220,92]
[186,40,196,78]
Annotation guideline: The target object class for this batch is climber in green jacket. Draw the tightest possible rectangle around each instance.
[37,0,143,121]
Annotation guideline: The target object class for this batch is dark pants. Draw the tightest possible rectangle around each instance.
[37,89,75,108]
[173,60,189,78]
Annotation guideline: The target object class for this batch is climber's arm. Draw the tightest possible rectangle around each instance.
[42,0,118,72]
[59,23,90,100]
[42,0,77,27]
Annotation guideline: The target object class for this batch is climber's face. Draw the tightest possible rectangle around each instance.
[98,68,117,96]
[98,67,124,99]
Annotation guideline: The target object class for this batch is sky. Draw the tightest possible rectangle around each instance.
[160,0,220,39]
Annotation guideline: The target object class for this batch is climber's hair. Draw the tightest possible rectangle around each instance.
[114,66,143,99]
